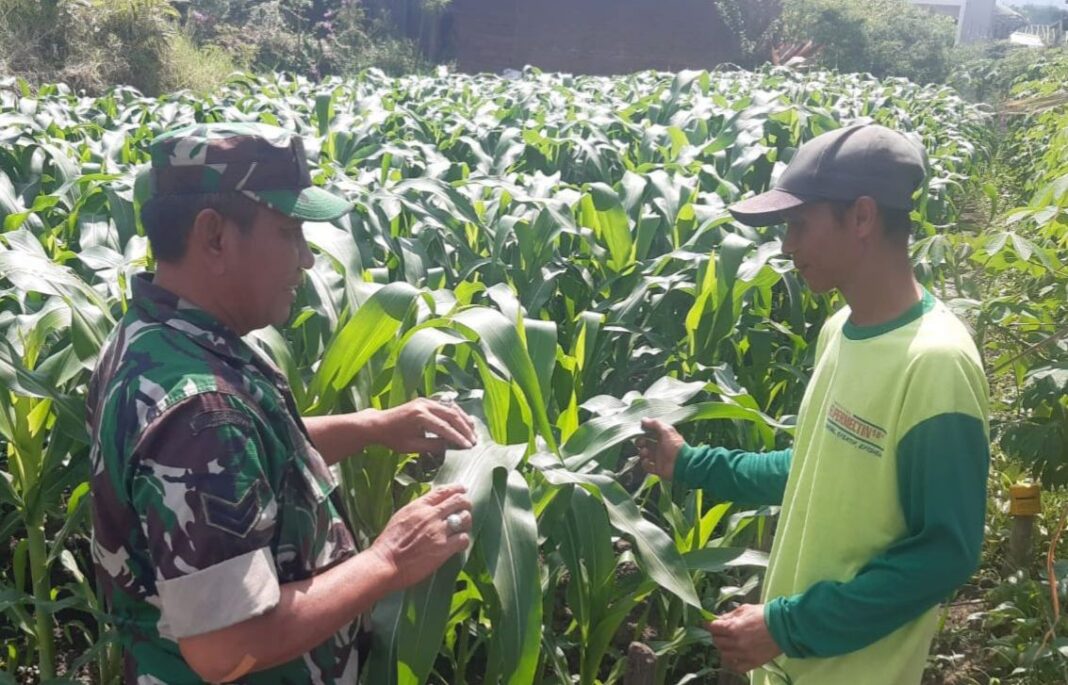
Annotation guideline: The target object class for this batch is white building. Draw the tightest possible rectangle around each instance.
[911,0,998,43]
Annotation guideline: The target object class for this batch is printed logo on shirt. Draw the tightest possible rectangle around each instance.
[825,402,887,457]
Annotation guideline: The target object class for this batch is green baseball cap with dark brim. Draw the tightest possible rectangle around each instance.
[143,122,353,222]
[728,123,927,227]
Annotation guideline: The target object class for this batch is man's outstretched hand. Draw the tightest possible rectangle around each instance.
[372,397,477,454]
[636,418,685,480]
[708,603,783,674]
[370,484,473,591]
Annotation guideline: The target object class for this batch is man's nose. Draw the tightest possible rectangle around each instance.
[298,232,314,270]
[780,228,797,257]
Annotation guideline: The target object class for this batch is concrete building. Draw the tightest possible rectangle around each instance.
[912,0,1000,43]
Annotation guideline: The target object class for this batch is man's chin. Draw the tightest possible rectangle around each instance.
[799,276,833,294]
[261,305,293,330]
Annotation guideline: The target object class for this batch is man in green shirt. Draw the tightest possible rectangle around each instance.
[89,123,479,683]
[639,124,989,685]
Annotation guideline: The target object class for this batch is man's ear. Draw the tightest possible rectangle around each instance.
[852,196,879,240]
[188,209,227,274]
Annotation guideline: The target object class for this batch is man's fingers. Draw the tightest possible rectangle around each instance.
[716,643,741,668]
[708,619,734,638]
[448,510,473,533]
[712,635,740,652]
[448,532,471,554]
[439,405,477,444]
[427,398,478,440]
[421,484,466,505]
[711,627,754,670]
[435,492,472,517]
[457,406,476,431]
[640,417,667,436]
[424,414,474,450]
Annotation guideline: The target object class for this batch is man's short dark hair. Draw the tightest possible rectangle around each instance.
[829,200,912,245]
[141,193,260,263]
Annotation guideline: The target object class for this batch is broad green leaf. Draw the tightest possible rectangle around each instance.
[561,398,779,470]
[308,281,420,412]
[367,431,526,685]
[0,244,108,312]
[453,307,558,452]
[534,456,701,609]
[580,184,633,273]
[481,470,541,685]
[683,547,769,573]
[394,325,469,401]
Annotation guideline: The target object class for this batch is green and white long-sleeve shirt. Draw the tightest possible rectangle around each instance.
[676,290,989,685]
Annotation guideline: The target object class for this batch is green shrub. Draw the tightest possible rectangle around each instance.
[949,42,1035,102]
[711,0,783,67]
[780,0,957,84]
[182,0,429,79]
[0,0,433,93]
[162,33,240,94]
[0,0,176,94]
[71,0,177,94]
[0,0,72,86]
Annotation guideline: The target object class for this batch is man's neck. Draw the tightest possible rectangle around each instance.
[154,266,245,334]
[839,256,923,328]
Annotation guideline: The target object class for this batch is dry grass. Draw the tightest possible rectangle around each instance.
[1002,92,1068,115]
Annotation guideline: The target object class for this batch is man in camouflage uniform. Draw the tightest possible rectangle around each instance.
[88,123,478,684]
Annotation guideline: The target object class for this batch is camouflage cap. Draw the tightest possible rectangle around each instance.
[144,122,352,221]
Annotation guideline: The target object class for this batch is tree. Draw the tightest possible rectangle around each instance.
[780,0,957,84]
[712,0,783,67]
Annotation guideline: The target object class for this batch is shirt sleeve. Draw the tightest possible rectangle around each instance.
[674,444,793,506]
[765,346,989,658]
[130,391,281,640]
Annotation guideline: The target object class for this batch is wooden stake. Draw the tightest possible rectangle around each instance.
[1009,514,1036,571]
[624,642,657,685]
[1008,482,1042,572]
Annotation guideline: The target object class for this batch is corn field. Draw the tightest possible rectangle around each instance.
[0,67,989,683]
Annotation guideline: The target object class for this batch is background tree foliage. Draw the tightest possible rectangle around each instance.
[779,0,958,84]
[0,0,434,95]
[1015,3,1068,27]
[710,0,783,67]
[0,0,177,95]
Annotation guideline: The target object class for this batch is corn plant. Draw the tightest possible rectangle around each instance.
[0,66,989,682]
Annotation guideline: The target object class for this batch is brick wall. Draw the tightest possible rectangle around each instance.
[448,0,739,75]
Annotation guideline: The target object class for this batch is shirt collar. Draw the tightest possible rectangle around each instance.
[842,288,936,341]
[131,272,256,365]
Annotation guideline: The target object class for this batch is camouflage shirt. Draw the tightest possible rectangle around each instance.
[88,273,360,684]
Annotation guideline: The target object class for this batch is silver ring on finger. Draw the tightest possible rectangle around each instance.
[445,513,463,535]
